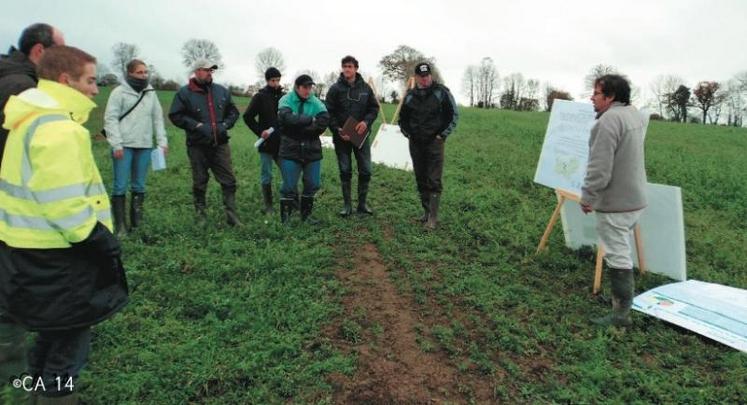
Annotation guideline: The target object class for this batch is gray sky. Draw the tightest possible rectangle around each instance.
[2,0,746,106]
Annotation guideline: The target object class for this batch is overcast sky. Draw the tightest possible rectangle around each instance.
[2,0,746,106]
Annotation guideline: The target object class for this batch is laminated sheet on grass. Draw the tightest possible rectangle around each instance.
[560,182,687,281]
[634,280,747,352]
[370,123,412,171]
[321,135,335,149]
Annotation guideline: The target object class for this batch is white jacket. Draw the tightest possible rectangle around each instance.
[103,81,167,150]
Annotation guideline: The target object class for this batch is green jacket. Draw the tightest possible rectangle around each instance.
[277,90,330,162]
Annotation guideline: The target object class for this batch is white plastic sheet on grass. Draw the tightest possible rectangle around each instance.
[370,124,412,171]
[559,182,687,281]
[634,280,747,352]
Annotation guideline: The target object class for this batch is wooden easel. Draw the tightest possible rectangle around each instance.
[390,77,415,125]
[367,77,388,124]
[536,189,646,294]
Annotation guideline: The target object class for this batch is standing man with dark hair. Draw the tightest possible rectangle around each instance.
[277,74,330,223]
[0,22,64,390]
[325,55,379,216]
[0,23,65,168]
[0,46,129,403]
[243,67,285,214]
[169,59,241,227]
[399,62,459,230]
[581,73,647,328]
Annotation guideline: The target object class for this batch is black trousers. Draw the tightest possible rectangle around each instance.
[187,144,237,196]
[408,138,444,194]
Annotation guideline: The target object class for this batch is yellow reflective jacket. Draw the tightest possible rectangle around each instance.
[0,79,112,248]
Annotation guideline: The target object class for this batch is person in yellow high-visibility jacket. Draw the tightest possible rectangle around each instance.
[0,46,128,403]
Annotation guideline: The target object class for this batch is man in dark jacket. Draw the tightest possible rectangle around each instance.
[325,55,379,216]
[243,67,285,214]
[0,22,64,389]
[0,23,65,169]
[277,74,330,223]
[169,59,241,226]
[399,62,459,230]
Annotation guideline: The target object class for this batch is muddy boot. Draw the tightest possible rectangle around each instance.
[194,192,207,226]
[300,195,319,225]
[418,192,430,222]
[280,197,295,224]
[130,192,144,229]
[591,268,634,327]
[357,179,373,215]
[223,190,243,227]
[261,184,274,215]
[111,195,128,238]
[339,180,352,217]
[425,193,440,230]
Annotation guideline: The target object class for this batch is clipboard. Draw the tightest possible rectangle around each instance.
[341,116,368,149]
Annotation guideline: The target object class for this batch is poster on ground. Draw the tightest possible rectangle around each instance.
[371,123,412,171]
[634,280,747,352]
[559,182,687,281]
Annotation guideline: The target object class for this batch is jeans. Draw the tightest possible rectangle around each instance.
[409,138,445,194]
[260,152,280,186]
[27,327,91,398]
[112,147,152,196]
[280,159,321,198]
[334,138,372,182]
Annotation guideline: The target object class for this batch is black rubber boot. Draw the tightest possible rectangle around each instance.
[300,195,319,224]
[419,192,430,222]
[130,192,144,228]
[111,195,128,237]
[425,193,440,230]
[261,184,274,214]
[339,180,352,217]
[223,190,243,227]
[280,197,295,224]
[591,268,634,327]
[357,179,373,215]
[194,192,207,226]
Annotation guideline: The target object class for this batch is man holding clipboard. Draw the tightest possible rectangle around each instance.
[325,55,379,216]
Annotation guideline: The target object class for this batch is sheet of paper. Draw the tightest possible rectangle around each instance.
[151,147,166,171]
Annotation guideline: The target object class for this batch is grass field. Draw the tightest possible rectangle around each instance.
[2,86,746,404]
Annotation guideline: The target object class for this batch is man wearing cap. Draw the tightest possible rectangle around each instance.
[243,67,285,215]
[399,62,459,230]
[169,59,241,227]
[277,74,330,224]
[325,55,380,217]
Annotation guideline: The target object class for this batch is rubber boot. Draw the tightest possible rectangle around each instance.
[339,180,352,217]
[591,268,634,327]
[223,190,243,227]
[130,192,144,228]
[111,195,128,237]
[300,195,319,224]
[0,320,26,384]
[194,192,207,226]
[280,197,295,224]
[418,192,430,222]
[357,179,373,215]
[425,193,440,230]
[261,184,274,215]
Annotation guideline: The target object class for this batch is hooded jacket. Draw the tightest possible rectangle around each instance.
[103,80,168,150]
[0,48,38,168]
[0,79,128,331]
[168,78,239,147]
[243,85,284,155]
[399,82,459,143]
[325,73,379,143]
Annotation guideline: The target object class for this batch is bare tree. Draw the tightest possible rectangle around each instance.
[148,64,165,89]
[255,47,286,81]
[723,78,745,127]
[693,81,724,125]
[476,57,499,108]
[181,39,223,70]
[584,64,617,92]
[545,86,573,111]
[111,42,139,78]
[500,72,525,110]
[649,74,685,117]
[379,45,440,86]
[462,65,477,107]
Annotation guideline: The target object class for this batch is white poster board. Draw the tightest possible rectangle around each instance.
[560,183,687,281]
[533,100,596,195]
[320,135,334,149]
[634,280,747,352]
[370,123,412,171]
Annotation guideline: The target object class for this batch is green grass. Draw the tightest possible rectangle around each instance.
[3,86,746,404]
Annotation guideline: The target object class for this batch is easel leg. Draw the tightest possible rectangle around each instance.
[593,245,605,295]
[634,224,646,274]
[536,196,565,253]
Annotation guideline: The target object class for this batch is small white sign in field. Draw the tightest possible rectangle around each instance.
[370,124,412,171]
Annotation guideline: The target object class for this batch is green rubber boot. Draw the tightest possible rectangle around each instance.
[591,268,634,327]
